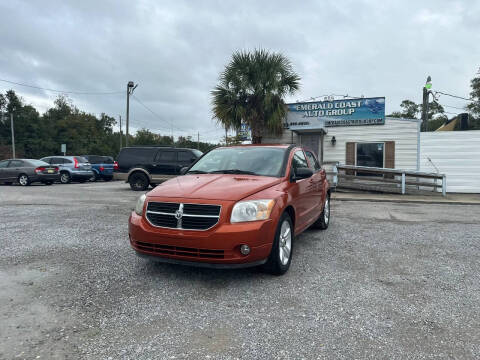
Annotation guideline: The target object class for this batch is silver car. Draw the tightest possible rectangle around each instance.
[0,159,60,186]
[40,156,93,184]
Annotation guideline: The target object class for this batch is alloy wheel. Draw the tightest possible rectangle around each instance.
[279,219,292,265]
[19,175,28,186]
[324,197,330,224]
[60,173,70,184]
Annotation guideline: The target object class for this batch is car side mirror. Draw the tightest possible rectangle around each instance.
[292,167,313,182]
[180,167,189,175]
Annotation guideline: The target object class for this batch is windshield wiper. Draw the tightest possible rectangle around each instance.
[186,170,209,174]
[209,169,257,175]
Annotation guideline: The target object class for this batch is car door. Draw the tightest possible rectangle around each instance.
[7,160,26,181]
[304,150,325,213]
[0,160,10,181]
[288,150,318,232]
[153,150,177,176]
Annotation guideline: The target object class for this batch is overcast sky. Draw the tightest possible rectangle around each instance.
[1,0,479,142]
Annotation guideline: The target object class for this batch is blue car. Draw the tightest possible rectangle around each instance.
[81,155,114,182]
[40,156,93,184]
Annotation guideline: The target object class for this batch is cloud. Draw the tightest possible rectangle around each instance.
[0,0,479,143]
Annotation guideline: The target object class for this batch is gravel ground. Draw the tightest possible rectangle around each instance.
[1,182,480,359]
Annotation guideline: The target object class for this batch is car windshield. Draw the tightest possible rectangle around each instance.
[188,147,286,177]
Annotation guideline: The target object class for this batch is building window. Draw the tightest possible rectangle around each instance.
[356,143,384,168]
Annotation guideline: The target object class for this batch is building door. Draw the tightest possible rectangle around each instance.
[301,134,320,157]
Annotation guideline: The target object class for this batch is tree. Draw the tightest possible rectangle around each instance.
[467,75,480,117]
[389,98,447,131]
[212,49,300,143]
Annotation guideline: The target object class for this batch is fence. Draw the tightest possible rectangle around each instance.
[335,165,446,196]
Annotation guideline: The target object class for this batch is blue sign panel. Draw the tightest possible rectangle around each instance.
[285,97,385,130]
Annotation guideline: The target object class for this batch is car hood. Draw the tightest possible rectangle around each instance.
[149,174,282,201]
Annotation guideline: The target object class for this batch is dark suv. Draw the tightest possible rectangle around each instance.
[116,147,203,190]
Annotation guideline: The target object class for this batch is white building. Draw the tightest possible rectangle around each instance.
[420,130,480,193]
[263,98,421,171]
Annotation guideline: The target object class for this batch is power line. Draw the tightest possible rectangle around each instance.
[131,94,189,133]
[0,78,123,95]
[435,90,473,102]
[441,104,467,111]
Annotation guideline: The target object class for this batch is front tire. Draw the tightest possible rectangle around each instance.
[263,213,293,275]
[129,172,149,191]
[312,193,330,230]
[18,174,30,186]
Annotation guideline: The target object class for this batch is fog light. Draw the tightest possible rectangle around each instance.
[240,244,250,255]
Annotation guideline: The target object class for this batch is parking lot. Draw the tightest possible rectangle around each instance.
[1,181,480,359]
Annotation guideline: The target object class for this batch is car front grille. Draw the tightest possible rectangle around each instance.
[133,240,225,259]
[146,202,221,230]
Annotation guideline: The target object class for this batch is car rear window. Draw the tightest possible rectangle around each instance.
[28,160,49,167]
[84,155,102,164]
[118,148,156,162]
[75,156,88,163]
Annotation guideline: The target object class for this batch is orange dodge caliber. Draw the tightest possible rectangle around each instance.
[129,144,330,275]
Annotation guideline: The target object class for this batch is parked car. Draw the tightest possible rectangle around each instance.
[39,156,93,184]
[81,155,114,181]
[129,144,330,275]
[0,159,60,186]
[116,147,203,191]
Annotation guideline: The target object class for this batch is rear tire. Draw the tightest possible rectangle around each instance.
[60,172,71,184]
[263,213,293,276]
[91,172,98,182]
[18,174,30,186]
[129,172,149,191]
[312,193,330,230]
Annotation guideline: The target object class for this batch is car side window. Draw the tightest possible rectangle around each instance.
[50,157,64,164]
[156,151,176,162]
[291,150,308,176]
[178,151,193,162]
[8,160,24,167]
[305,151,321,172]
[0,160,9,168]
[63,158,72,164]
[40,158,51,164]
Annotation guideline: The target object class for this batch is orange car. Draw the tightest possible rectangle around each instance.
[129,144,330,275]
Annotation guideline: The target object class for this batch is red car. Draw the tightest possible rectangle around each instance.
[129,144,330,275]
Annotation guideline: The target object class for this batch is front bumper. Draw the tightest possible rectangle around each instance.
[129,211,276,266]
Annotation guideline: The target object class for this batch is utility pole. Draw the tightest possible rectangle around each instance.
[422,76,432,132]
[10,113,15,159]
[197,131,200,149]
[126,81,138,147]
[119,115,123,151]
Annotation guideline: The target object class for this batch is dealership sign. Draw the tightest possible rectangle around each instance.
[285,97,385,130]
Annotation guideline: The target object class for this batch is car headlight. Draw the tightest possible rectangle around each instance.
[135,194,147,216]
[230,199,275,223]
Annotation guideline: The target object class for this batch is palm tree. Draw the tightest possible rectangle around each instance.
[212,49,300,144]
